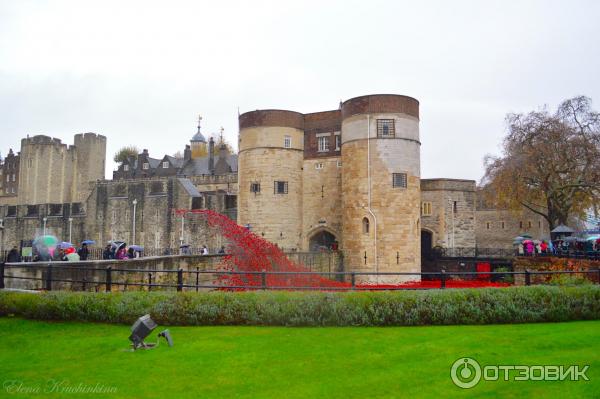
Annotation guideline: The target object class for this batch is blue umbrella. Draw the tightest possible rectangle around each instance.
[129,245,144,251]
[59,241,74,249]
[81,240,96,245]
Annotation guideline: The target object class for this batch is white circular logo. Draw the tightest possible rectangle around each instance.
[451,357,482,389]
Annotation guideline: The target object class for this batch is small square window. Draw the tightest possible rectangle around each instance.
[392,173,407,188]
[143,163,149,170]
[284,135,291,148]
[274,181,288,194]
[337,160,342,168]
[250,182,261,193]
[377,119,395,138]
[162,161,169,168]
[315,163,324,170]
[318,136,329,152]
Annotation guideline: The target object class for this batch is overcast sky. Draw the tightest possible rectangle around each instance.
[1,0,599,181]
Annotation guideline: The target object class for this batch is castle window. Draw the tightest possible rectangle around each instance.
[284,135,291,149]
[519,221,523,229]
[528,220,532,228]
[250,182,261,193]
[337,160,342,168]
[501,221,505,229]
[318,136,329,152]
[162,162,169,169]
[123,165,129,172]
[335,134,341,150]
[274,181,288,194]
[421,202,432,216]
[315,163,324,170]
[486,222,491,230]
[11,174,15,182]
[392,173,407,188]
[11,188,14,194]
[453,201,458,213]
[362,217,370,234]
[142,163,149,170]
[538,220,541,228]
[377,119,395,138]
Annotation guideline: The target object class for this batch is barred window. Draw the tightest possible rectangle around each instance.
[392,173,407,188]
[274,181,288,194]
[421,202,432,216]
[377,119,395,138]
[284,135,291,148]
[318,136,329,152]
[250,182,261,193]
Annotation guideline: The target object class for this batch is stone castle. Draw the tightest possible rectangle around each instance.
[0,94,548,273]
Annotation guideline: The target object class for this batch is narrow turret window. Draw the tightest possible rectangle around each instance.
[362,217,370,234]
[250,182,261,193]
[284,135,291,148]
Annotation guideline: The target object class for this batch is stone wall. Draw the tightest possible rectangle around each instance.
[17,134,106,205]
[238,124,305,250]
[340,103,421,281]
[475,209,549,249]
[301,157,342,250]
[421,179,476,249]
[3,255,225,291]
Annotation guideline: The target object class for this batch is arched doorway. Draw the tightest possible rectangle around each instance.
[309,230,338,251]
[421,229,433,260]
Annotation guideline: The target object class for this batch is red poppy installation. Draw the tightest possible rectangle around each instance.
[175,209,510,290]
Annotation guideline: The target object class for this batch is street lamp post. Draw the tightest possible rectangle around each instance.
[68,217,73,243]
[42,217,48,236]
[180,214,185,247]
[132,199,137,245]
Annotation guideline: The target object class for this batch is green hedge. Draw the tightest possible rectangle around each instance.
[1,286,599,326]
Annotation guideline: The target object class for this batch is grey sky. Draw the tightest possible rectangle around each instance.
[1,0,599,181]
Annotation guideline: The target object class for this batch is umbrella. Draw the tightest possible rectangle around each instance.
[111,241,127,250]
[522,239,533,244]
[81,240,96,245]
[586,236,600,241]
[58,242,74,249]
[66,252,80,261]
[129,245,144,251]
[33,235,59,247]
[513,236,526,242]
[519,233,533,239]
[563,236,579,242]
[180,244,191,248]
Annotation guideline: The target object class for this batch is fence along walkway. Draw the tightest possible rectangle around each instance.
[2,262,599,291]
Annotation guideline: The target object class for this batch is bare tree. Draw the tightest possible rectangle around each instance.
[482,96,600,230]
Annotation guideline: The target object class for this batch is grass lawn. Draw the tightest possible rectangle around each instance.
[0,318,598,398]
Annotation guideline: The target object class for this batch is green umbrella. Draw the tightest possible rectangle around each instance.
[33,235,58,247]
[519,233,533,239]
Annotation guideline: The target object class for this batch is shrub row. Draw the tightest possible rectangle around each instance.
[1,286,599,326]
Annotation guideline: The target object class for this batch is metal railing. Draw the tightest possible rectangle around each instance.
[2,262,599,292]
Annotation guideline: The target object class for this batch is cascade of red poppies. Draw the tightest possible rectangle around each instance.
[174,209,510,290]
